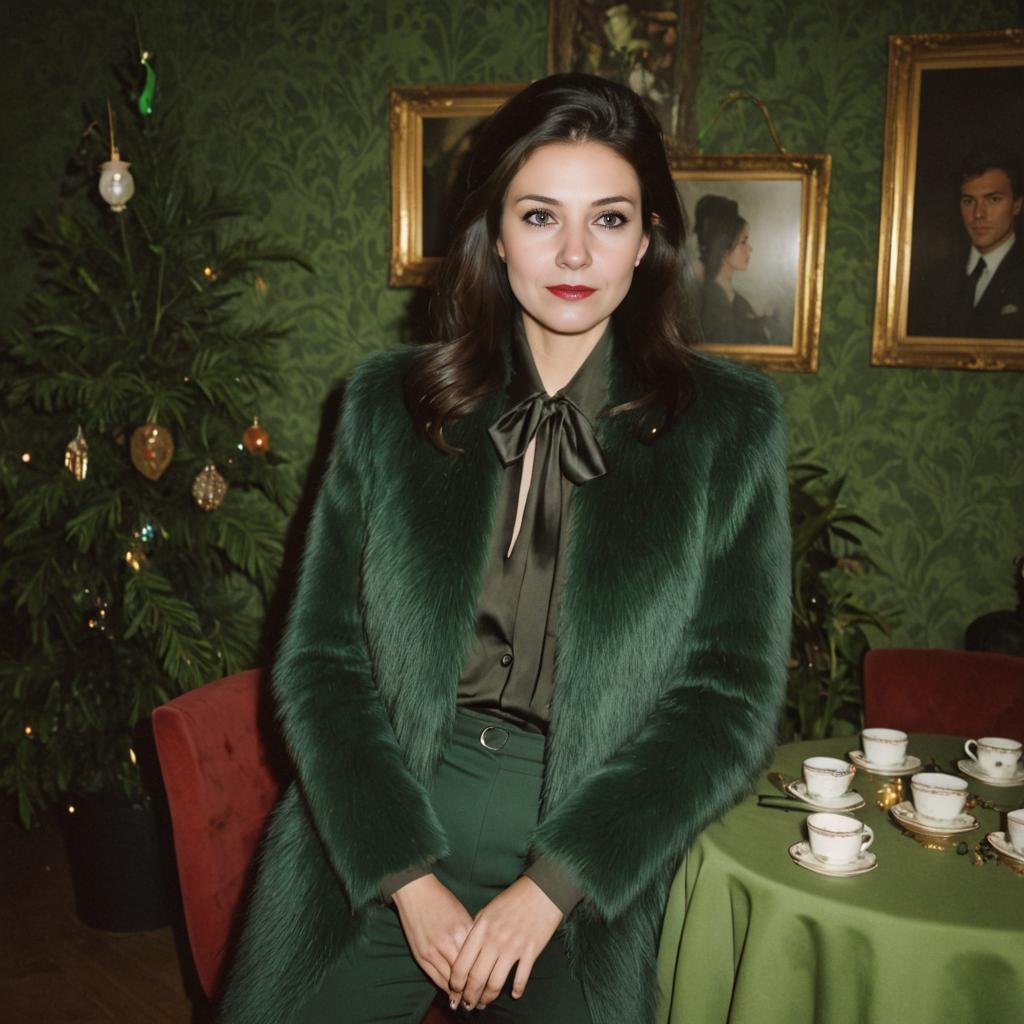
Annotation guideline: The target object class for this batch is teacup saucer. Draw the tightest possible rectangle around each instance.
[890,800,978,836]
[957,758,1024,788]
[788,840,877,877]
[786,780,866,812]
[848,750,922,776]
[986,831,1024,865]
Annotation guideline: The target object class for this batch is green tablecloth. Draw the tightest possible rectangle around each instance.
[655,735,1024,1023]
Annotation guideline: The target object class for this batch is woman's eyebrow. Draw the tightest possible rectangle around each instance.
[513,193,637,206]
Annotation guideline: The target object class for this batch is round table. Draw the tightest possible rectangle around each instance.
[655,734,1024,1023]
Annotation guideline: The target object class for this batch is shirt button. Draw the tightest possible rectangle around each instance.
[500,653,513,668]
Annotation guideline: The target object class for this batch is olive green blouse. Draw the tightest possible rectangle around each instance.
[381,321,610,916]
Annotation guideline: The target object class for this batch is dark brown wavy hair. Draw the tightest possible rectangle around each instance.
[403,73,698,452]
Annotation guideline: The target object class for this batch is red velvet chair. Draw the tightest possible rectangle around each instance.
[152,669,283,999]
[153,669,453,1021]
[863,647,1024,737]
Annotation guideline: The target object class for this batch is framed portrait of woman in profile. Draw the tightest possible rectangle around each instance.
[672,153,831,373]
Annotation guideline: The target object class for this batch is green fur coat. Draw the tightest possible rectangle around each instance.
[219,338,791,1024]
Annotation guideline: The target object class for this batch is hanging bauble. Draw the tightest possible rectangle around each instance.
[99,153,135,212]
[64,425,89,481]
[242,417,270,454]
[138,52,157,116]
[130,423,174,480]
[192,463,228,511]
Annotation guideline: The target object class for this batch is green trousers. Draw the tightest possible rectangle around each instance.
[293,707,591,1023]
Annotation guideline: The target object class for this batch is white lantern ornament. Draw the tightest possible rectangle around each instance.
[99,153,135,212]
[99,99,135,213]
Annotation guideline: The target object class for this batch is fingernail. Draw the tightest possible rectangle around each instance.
[449,997,458,1010]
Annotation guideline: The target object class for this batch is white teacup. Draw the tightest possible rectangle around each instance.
[803,756,855,801]
[861,727,908,767]
[1008,810,1024,854]
[910,772,968,824]
[806,812,874,866]
[963,737,1022,779]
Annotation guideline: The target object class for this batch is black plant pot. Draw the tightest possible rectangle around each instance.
[62,793,172,931]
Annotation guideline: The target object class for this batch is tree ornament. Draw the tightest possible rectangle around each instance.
[64,425,89,481]
[99,99,135,212]
[192,463,228,511]
[130,423,174,480]
[138,51,157,115]
[242,417,270,454]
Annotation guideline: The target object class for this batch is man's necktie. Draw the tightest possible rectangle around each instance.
[968,257,986,307]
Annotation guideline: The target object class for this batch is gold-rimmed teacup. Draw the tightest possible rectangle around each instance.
[861,727,908,768]
[910,772,968,824]
[964,737,1022,779]
[806,812,874,865]
[802,756,855,801]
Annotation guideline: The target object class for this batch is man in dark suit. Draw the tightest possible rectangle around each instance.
[909,143,1024,339]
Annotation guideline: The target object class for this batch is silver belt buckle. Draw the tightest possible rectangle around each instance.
[479,725,509,751]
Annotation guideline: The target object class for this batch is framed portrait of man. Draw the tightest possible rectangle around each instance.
[673,153,831,373]
[389,84,524,287]
[872,29,1024,370]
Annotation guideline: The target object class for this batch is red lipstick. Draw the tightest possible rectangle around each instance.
[547,285,596,300]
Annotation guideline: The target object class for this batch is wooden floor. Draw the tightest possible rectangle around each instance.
[0,805,201,1024]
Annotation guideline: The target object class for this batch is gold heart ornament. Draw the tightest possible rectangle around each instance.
[130,423,175,481]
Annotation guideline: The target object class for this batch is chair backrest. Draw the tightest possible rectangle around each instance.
[863,647,1024,738]
[152,669,284,1000]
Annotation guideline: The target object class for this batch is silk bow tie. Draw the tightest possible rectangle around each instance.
[487,391,608,485]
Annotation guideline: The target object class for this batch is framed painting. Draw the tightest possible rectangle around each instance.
[547,0,704,153]
[673,153,831,373]
[389,84,524,287]
[872,29,1024,370]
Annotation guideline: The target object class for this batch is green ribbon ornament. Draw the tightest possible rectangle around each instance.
[138,52,156,116]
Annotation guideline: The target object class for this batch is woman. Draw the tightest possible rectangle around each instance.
[220,74,790,1024]
[694,194,771,343]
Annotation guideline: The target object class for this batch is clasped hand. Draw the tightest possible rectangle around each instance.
[391,874,563,1011]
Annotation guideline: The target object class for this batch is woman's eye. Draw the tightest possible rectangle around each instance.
[596,212,627,228]
[524,209,554,226]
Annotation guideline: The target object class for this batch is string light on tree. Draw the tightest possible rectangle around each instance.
[85,595,110,632]
[64,425,89,480]
[192,463,228,511]
[124,545,146,571]
[242,417,269,454]
[21,452,31,464]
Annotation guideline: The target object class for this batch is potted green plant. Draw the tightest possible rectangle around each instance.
[785,459,891,742]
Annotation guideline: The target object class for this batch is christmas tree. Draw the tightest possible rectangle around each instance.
[0,49,311,826]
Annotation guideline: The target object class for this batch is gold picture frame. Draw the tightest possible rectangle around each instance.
[673,153,831,374]
[389,83,524,287]
[547,0,704,154]
[871,29,1024,370]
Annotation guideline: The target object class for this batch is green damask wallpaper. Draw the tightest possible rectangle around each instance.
[2,0,1022,648]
